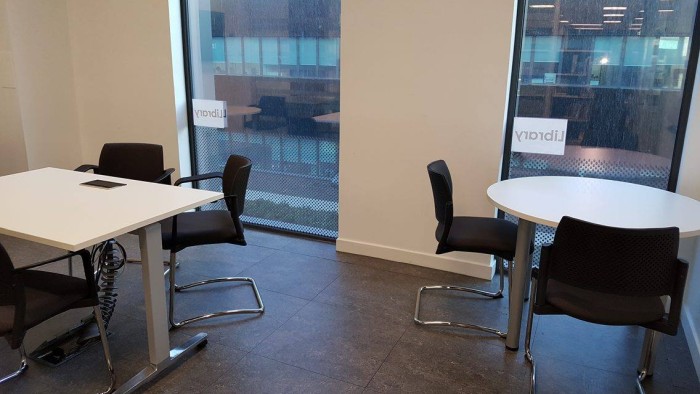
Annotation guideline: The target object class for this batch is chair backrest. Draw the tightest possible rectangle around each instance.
[222,155,252,216]
[98,143,167,182]
[427,160,453,225]
[547,216,680,297]
[258,96,286,117]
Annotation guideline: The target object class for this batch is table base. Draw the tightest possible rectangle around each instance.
[114,332,207,393]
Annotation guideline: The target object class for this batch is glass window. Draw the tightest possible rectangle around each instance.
[184,0,341,239]
[212,37,226,74]
[319,38,338,66]
[300,38,317,67]
[226,37,243,75]
[262,38,279,76]
[243,37,260,75]
[624,37,655,66]
[504,0,700,263]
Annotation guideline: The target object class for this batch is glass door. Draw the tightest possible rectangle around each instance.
[503,0,700,258]
[182,0,341,238]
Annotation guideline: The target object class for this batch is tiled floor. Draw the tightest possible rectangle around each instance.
[0,229,698,393]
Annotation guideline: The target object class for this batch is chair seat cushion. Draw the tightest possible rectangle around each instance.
[161,210,243,250]
[546,279,665,325]
[0,270,93,336]
[443,217,519,260]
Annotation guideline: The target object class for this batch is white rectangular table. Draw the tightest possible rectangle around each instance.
[0,167,222,393]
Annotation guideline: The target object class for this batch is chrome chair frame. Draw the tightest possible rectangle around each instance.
[414,256,508,338]
[166,258,264,328]
[164,155,264,329]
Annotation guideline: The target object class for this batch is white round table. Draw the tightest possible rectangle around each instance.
[487,176,700,350]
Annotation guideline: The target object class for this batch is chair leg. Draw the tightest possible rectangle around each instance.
[168,252,265,329]
[413,260,509,338]
[636,330,659,394]
[524,276,537,394]
[93,305,116,394]
[0,344,28,384]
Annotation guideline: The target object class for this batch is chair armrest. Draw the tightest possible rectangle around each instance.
[154,168,176,184]
[174,172,223,186]
[75,164,98,173]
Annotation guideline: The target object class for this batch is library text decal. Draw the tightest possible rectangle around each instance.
[512,117,567,155]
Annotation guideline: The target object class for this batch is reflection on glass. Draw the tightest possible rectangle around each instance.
[188,0,340,238]
[506,0,699,261]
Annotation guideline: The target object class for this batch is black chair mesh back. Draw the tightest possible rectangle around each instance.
[0,243,13,306]
[98,143,166,182]
[222,155,252,215]
[427,160,453,225]
[549,216,679,297]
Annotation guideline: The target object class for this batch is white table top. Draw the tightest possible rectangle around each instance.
[0,168,222,250]
[487,176,700,238]
[312,112,340,124]
[227,105,262,117]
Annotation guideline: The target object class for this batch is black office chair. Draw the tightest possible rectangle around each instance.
[0,243,115,393]
[524,216,688,394]
[76,143,175,184]
[161,155,264,328]
[246,96,288,131]
[414,160,523,337]
[76,142,175,266]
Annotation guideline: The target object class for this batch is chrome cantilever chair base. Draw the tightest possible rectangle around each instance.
[167,253,264,329]
[413,257,508,338]
[0,345,28,384]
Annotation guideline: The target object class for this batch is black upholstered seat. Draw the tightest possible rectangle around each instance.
[444,217,519,261]
[414,160,528,338]
[524,216,688,394]
[161,210,243,251]
[0,243,115,393]
[162,155,264,328]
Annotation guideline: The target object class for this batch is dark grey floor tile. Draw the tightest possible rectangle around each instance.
[173,243,277,279]
[243,229,299,250]
[534,356,634,394]
[275,236,339,261]
[367,323,528,394]
[168,285,309,353]
[143,342,247,394]
[313,263,439,321]
[2,231,699,393]
[532,315,650,375]
[237,250,347,300]
[253,301,408,387]
[209,354,364,393]
[336,251,501,289]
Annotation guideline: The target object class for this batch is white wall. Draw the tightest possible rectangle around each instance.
[337,0,516,279]
[2,0,186,176]
[0,0,27,176]
[67,0,187,176]
[677,65,700,379]
[4,0,81,171]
